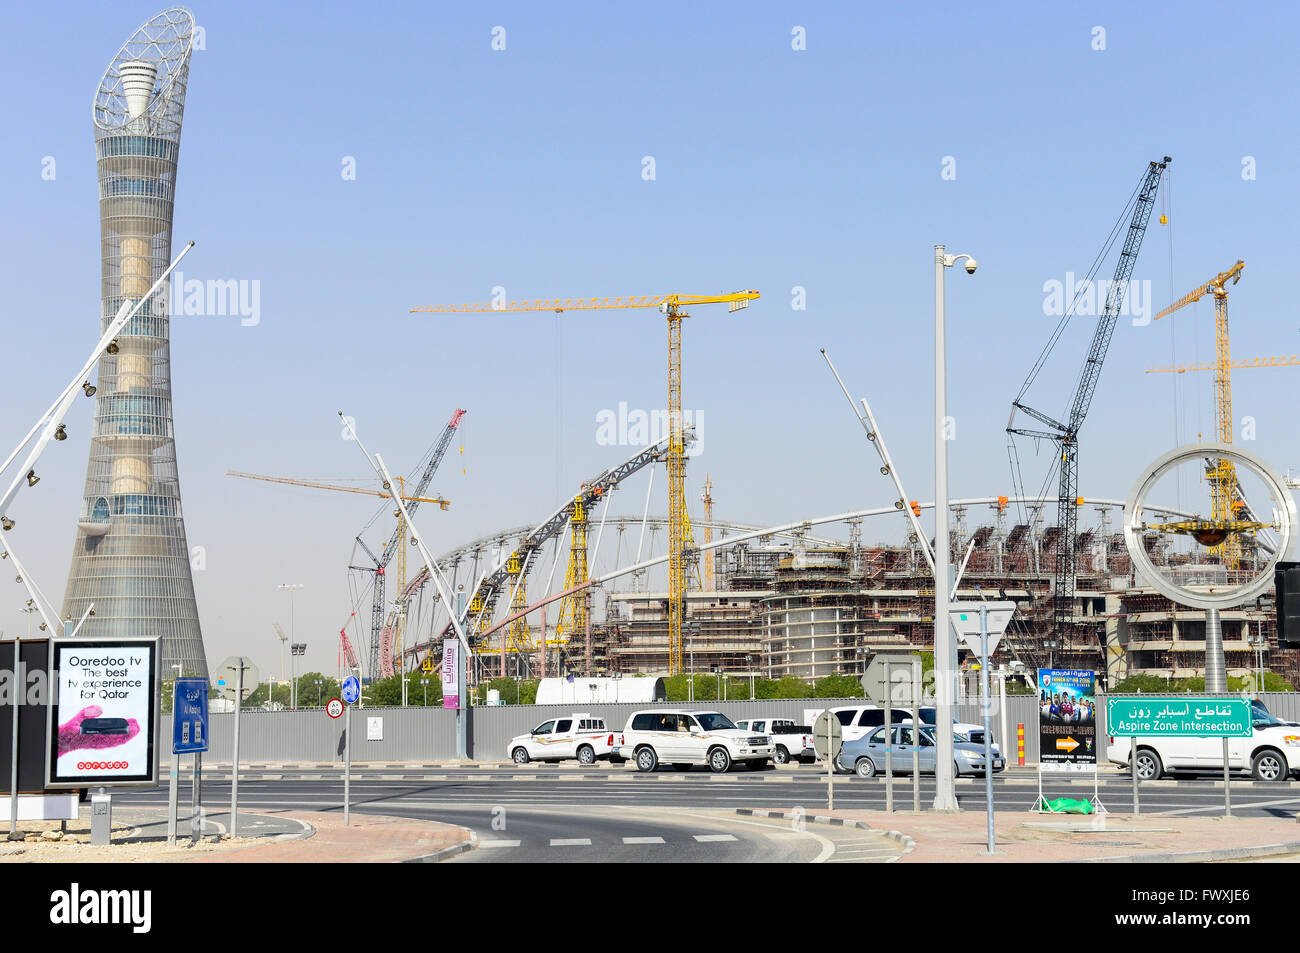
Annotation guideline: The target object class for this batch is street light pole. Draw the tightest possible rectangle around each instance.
[932,243,976,813]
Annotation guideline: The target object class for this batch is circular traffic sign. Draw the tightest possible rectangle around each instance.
[813,711,843,760]
[326,698,344,719]
[342,675,361,705]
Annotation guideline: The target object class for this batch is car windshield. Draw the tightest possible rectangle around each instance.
[697,713,737,731]
[1251,701,1285,728]
[919,708,938,726]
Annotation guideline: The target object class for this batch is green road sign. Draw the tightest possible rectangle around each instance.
[1106,696,1253,738]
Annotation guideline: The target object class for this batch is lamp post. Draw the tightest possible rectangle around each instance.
[421,676,429,707]
[290,643,306,709]
[277,583,302,683]
[933,243,977,813]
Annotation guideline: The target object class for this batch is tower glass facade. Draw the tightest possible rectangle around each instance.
[62,8,207,677]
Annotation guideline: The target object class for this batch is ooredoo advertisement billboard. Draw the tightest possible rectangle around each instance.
[45,636,161,788]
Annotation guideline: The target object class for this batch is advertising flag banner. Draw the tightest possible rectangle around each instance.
[46,637,161,788]
[441,639,460,710]
[1037,669,1097,766]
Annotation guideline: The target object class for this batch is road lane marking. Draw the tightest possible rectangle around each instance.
[550,838,592,846]
[693,834,737,842]
[480,840,521,848]
[622,836,666,844]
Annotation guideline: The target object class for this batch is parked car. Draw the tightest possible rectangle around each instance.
[735,718,816,764]
[617,709,773,773]
[507,713,619,765]
[908,706,994,750]
[1106,699,1300,782]
[822,705,911,744]
[833,724,1005,778]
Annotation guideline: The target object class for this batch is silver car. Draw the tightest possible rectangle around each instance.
[834,725,1005,779]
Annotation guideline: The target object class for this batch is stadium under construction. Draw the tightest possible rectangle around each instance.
[365,484,1286,693]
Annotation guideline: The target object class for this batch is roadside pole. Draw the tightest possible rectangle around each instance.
[1131,747,1140,815]
[979,603,995,854]
[911,658,921,811]
[191,752,202,845]
[231,663,242,838]
[167,748,178,844]
[8,636,19,841]
[883,659,893,812]
[826,718,833,811]
[344,700,352,825]
[1223,737,1231,817]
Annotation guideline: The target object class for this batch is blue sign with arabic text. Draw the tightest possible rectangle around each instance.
[172,677,209,754]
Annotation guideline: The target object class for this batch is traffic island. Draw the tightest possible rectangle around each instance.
[184,810,475,863]
[740,808,1300,863]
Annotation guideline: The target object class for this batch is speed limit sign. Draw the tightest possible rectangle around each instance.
[326,698,344,719]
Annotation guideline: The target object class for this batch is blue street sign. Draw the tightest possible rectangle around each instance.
[172,677,210,754]
[342,676,361,705]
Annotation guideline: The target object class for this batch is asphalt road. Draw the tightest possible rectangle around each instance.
[112,764,1300,862]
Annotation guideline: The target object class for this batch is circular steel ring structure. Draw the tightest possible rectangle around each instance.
[1122,442,1296,610]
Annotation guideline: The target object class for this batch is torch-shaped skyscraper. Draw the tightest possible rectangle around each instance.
[63,8,207,677]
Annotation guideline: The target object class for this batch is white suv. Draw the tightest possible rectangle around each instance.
[618,709,773,773]
[507,714,618,765]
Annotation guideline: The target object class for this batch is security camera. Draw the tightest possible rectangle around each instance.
[964,258,978,274]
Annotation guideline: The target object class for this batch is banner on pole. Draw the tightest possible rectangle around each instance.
[441,640,460,710]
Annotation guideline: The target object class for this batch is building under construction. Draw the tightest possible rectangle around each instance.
[563,509,1288,690]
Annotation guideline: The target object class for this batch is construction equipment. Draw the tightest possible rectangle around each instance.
[226,471,451,509]
[1009,157,1170,655]
[413,292,758,674]
[411,431,691,674]
[352,409,466,678]
[1146,261,1288,566]
[701,475,715,590]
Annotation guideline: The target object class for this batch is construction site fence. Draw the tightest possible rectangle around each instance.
[201,692,1300,764]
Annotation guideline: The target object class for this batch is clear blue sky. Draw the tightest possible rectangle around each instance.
[0,1,1295,675]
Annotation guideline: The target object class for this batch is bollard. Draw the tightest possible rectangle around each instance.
[1017,723,1025,767]
[90,789,112,846]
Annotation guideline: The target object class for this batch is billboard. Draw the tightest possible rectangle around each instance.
[441,639,459,710]
[46,637,161,788]
[1037,668,1097,766]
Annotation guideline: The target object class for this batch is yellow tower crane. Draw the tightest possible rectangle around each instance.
[1146,260,1296,567]
[413,290,759,674]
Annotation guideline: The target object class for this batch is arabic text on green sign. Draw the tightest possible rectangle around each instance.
[1105,697,1253,738]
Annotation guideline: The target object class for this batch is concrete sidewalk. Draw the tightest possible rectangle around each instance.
[185,810,474,863]
[741,807,1300,863]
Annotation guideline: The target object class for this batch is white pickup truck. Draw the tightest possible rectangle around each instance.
[507,713,620,765]
[735,718,816,764]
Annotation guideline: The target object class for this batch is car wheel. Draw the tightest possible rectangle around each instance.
[672,763,693,772]
[855,757,877,779]
[577,745,596,765]
[1134,747,1163,781]
[511,747,530,765]
[774,746,790,765]
[954,760,963,779]
[746,759,766,771]
[636,746,659,772]
[1252,748,1288,783]
[708,747,732,774]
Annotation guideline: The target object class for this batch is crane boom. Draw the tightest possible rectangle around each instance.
[361,409,466,678]
[226,470,450,508]
[1009,156,1169,654]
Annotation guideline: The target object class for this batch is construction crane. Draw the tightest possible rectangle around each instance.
[1008,156,1170,656]
[700,474,715,590]
[413,292,758,674]
[227,471,451,509]
[1146,260,1260,565]
[350,409,466,679]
